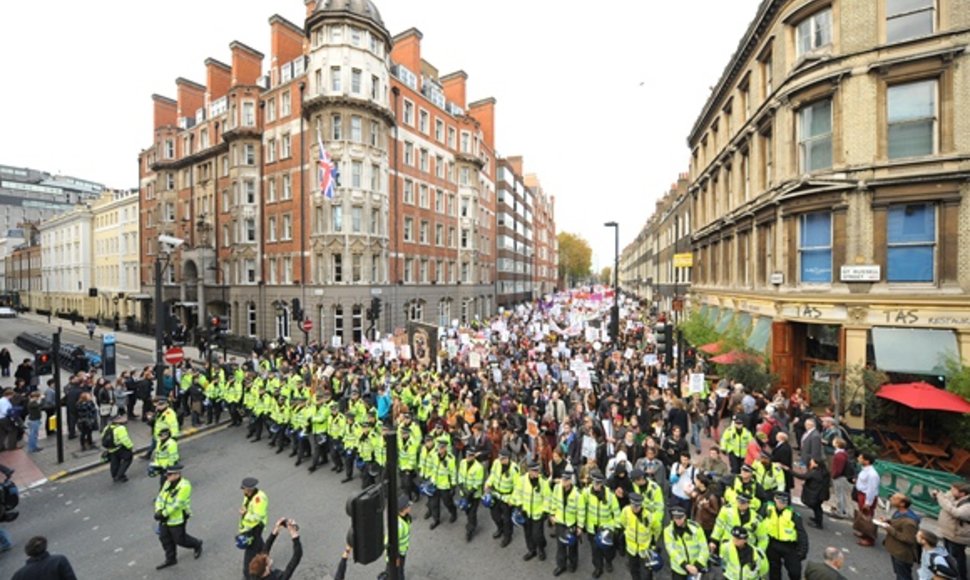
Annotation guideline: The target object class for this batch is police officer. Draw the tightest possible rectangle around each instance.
[549,466,581,576]
[516,460,550,562]
[427,440,457,529]
[153,463,203,570]
[761,491,808,580]
[458,446,486,541]
[726,465,764,512]
[753,452,786,505]
[485,448,520,547]
[664,505,710,580]
[386,495,412,580]
[580,469,620,578]
[150,427,180,489]
[102,414,133,482]
[630,468,665,543]
[721,526,769,580]
[620,492,655,580]
[143,398,179,460]
[398,426,421,501]
[720,415,754,474]
[712,493,766,554]
[307,392,332,473]
[240,477,269,579]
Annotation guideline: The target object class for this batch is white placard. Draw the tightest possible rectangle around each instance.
[331,335,342,348]
[689,373,706,394]
[624,347,634,360]
[658,373,669,389]
[643,354,658,366]
[577,370,592,390]
[469,351,482,369]
[399,344,412,360]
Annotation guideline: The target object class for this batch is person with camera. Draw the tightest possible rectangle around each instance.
[933,482,970,580]
[247,517,302,580]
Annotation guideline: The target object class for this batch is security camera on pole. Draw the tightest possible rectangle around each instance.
[155,235,184,397]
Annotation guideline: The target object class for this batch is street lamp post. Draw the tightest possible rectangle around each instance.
[604,221,619,343]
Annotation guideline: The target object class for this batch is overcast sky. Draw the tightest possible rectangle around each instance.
[0,0,760,267]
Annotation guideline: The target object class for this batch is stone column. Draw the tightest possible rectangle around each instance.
[842,326,869,431]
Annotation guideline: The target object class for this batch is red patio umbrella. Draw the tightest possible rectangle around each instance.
[876,382,970,443]
[708,351,758,365]
[699,342,724,355]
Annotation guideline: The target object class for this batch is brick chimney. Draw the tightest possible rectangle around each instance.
[204,58,231,103]
[468,97,496,150]
[175,78,205,120]
[440,70,467,109]
[229,41,265,87]
[390,28,422,78]
[269,14,305,86]
[152,94,177,130]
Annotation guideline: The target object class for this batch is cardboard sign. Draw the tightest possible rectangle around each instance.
[469,351,481,369]
[643,354,658,366]
[624,348,634,360]
[690,373,706,394]
[658,373,669,389]
[577,370,592,390]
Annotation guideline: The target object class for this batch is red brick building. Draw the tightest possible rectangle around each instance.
[138,0,515,344]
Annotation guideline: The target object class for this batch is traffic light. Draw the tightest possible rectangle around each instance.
[370,297,382,321]
[654,323,674,369]
[346,484,384,565]
[291,298,302,322]
[210,316,228,341]
[35,350,53,375]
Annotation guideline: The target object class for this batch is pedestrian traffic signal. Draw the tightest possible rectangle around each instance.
[370,297,382,321]
[291,298,303,322]
[346,484,384,565]
[35,350,53,375]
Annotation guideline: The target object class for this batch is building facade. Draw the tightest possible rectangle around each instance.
[495,157,533,307]
[91,189,141,325]
[687,0,970,422]
[0,165,103,234]
[39,205,93,317]
[137,0,522,345]
[526,174,558,298]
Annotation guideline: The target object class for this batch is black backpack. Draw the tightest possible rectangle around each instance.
[102,425,115,449]
[842,454,858,483]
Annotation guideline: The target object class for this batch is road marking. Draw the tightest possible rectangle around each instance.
[83,516,90,521]
[65,500,72,505]
[114,547,123,553]
[92,526,99,531]
[103,536,110,542]
[73,508,81,513]
[128,561,136,567]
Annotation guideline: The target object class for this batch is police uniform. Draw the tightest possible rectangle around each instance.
[102,415,134,482]
[663,506,710,580]
[760,492,808,580]
[620,492,655,580]
[548,467,581,575]
[579,470,620,578]
[720,526,769,580]
[154,464,203,569]
[720,416,754,474]
[486,449,520,546]
[427,441,458,527]
[515,460,550,561]
[458,447,486,541]
[239,477,269,579]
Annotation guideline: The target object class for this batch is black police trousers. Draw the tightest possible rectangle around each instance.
[767,539,802,580]
[158,523,201,564]
[523,518,546,555]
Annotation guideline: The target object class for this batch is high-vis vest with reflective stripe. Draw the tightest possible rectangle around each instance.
[547,483,580,527]
[720,541,769,580]
[579,487,620,533]
[663,522,710,575]
[486,461,520,501]
[712,505,766,550]
[459,459,486,498]
[514,474,550,520]
[761,505,798,543]
[719,425,753,458]
[620,505,654,556]
[155,478,193,526]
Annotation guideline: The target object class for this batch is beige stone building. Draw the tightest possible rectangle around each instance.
[91,189,140,325]
[687,0,970,424]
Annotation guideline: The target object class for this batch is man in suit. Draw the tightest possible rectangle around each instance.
[771,432,794,491]
[805,546,847,580]
[800,418,824,466]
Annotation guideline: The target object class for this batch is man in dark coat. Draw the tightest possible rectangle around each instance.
[63,380,82,439]
[771,432,794,491]
[800,418,824,466]
[11,536,78,580]
[804,547,848,580]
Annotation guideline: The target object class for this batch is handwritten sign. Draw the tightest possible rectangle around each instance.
[689,373,706,394]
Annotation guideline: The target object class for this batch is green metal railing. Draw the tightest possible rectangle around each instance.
[874,460,964,518]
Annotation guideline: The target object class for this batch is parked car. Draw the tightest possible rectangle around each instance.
[0,306,16,318]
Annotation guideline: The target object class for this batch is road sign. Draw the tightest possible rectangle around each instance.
[302,319,313,333]
[673,252,694,268]
[163,346,184,365]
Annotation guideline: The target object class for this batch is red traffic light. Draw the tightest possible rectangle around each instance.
[210,316,220,328]
[38,353,50,364]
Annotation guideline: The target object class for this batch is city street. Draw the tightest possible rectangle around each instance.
[0,426,892,580]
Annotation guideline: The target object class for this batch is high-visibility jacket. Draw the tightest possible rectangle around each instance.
[155,478,193,526]
[427,452,457,490]
[620,505,654,556]
[370,431,386,467]
[632,479,665,537]
[224,379,242,404]
[720,541,769,580]
[290,404,310,431]
[720,425,754,458]
[712,505,766,550]
[547,482,581,527]
[343,423,361,451]
[358,428,376,461]
[385,515,410,556]
[513,474,550,520]
[154,408,180,439]
[486,461,520,502]
[239,490,269,534]
[459,458,486,498]
[752,462,785,496]
[418,444,436,479]
[102,424,133,452]
[578,487,620,534]
[724,477,763,512]
[398,435,420,471]
[760,505,800,543]
[311,401,332,435]
[152,437,180,469]
[179,372,193,393]
[329,413,347,441]
[663,521,710,575]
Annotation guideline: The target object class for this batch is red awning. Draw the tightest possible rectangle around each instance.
[876,382,970,413]
[709,351,758,365]
[699,342,724,355]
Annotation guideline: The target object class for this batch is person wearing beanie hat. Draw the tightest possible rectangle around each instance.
[485,447,520,547]
[549,463,581,575]
[458,446,486,542]
[720,525,768,580]
[153,463,203,569]
[619,490,653,580]
[516,457,551,562]
[579,467,620,577]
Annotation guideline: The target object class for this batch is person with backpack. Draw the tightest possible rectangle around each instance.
[829,437,854,519]
[102,415,133,482]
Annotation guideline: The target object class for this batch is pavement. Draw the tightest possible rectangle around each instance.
[0,426,899,580]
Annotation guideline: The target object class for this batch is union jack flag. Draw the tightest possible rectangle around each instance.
[317,130,338,200]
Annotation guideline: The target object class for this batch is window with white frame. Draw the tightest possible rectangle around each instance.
[887,0,935,43]
[282,174,292,200]
[795,8,832,57]
[266,98,276,122]
[419,259,428,283]
[404,142,414,166]
[419,110,429,133]
[370,164,380,192]
[332,205,343,232]
[351,69,361,94]
[887,203,935,282]
[351,206,362,232]
[281,134,291,158]
[330,25,343,43]
[282,257,292,284]
[267,178,277,202]
[404,258,414,283]
[352,305,363,342]
[243,144,256,165]
[799,211,832,283]
[331,66,341,92]
[408,301,423,321]
[371,75,380,101]
[333,306,344,343]
[435,119,444,142]
[245,218,256,242]
[370,121,380,147]
[797,99,832,172]
[246,303,257,336]
[404,179,414,204]
[281,91,291,117]
[403,100,414,125]
[331,114,342,140]
[350,116,362,143]
[245,259,256,283]
[267,138,277,162]
[371,253,381,282]
[164,139,174,159]
[351,161,362,188]
[268,258,278,284]
[243,102,256,126]
[282,214,292,240]
[448,127,456,149]
[887,79,937,159]
[419,149,428,173]
[403,217,414,241]
[419,221,429,244]
[370,208,380,234]
[268,216,277,242]
[352,253,362,283]
[332,253,343,282]
[419,184,428,208]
